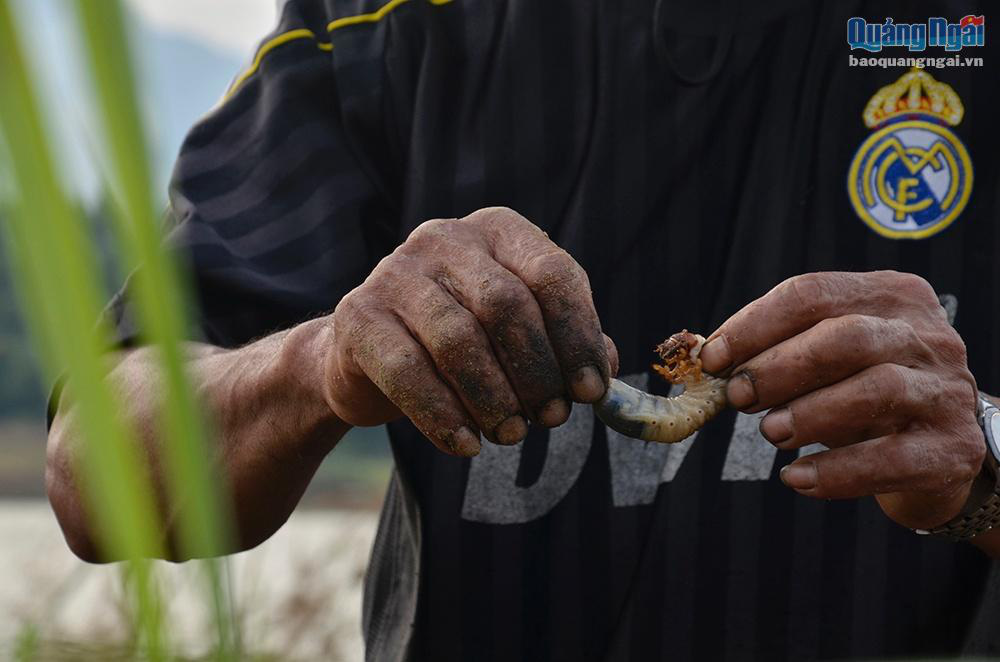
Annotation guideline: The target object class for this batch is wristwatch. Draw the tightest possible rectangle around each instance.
[915,396,1000,540]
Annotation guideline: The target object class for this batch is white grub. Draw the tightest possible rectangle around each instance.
[595,331,728,443]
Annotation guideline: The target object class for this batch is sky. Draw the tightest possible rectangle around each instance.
[123,0,277,60]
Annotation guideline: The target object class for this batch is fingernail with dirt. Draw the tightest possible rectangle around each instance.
[453,426,482,456]
[571,365,605,402]
[760,407,793,444]
[726,372,757,409]
[699,335,731,374]
[780,463,817,490]
[539,398,570,427]
[495,415,528,445]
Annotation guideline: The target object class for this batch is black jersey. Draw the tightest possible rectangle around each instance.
[103,0,1000,659]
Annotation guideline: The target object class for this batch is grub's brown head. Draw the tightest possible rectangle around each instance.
[652,330,703,384]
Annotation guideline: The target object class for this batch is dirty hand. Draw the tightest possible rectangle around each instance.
[321,207,617,456]
[700,271,983,530]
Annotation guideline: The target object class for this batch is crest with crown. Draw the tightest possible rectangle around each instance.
[862,68,964,129]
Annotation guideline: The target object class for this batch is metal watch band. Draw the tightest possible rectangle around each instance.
[916,397,1000,541]
[918,491,1000,540]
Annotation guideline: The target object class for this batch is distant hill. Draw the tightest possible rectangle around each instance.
[137,22,249,195]
[11,0,248,204]
[1,2,248,419]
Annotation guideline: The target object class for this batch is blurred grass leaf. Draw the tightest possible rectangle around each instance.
[0,0,167,655]
[12,623,40,662]
[71,1,238,655]
[0,0,239,658]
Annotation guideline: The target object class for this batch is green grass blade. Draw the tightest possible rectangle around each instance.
[71,1,239,656]
[0,1,168,658]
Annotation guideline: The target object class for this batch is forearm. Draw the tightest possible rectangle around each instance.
[47,316,349,562]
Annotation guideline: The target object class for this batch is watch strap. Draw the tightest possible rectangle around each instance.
[916,487,1000,540]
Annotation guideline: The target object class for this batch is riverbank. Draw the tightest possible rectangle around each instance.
[0,500,379,660]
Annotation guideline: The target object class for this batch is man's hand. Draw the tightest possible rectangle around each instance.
[48,207,614,561]
[321,207,616,457]
[699,271,983,531]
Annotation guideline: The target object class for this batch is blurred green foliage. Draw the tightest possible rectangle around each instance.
[0,1,392,658]
[0,0,234,657]
[0,273,42,417]
[0,201,117,419]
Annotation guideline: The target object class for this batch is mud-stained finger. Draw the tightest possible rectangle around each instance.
[603,334,619,378]
[439,254,570,428]
[393,274,528,445]
[728,314,930,413]
[758,363,930,450]
[779,427,982,501]
[700,271,940,375]
[350,314,482,456]
[466,208,610,403]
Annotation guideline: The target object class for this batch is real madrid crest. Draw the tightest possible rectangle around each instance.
[847,68,973,239]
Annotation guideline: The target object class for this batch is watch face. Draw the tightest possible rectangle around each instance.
[987,410,1000,462]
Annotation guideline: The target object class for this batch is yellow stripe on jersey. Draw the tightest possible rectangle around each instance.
[225,0,454,101]
[224,29,330,101]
